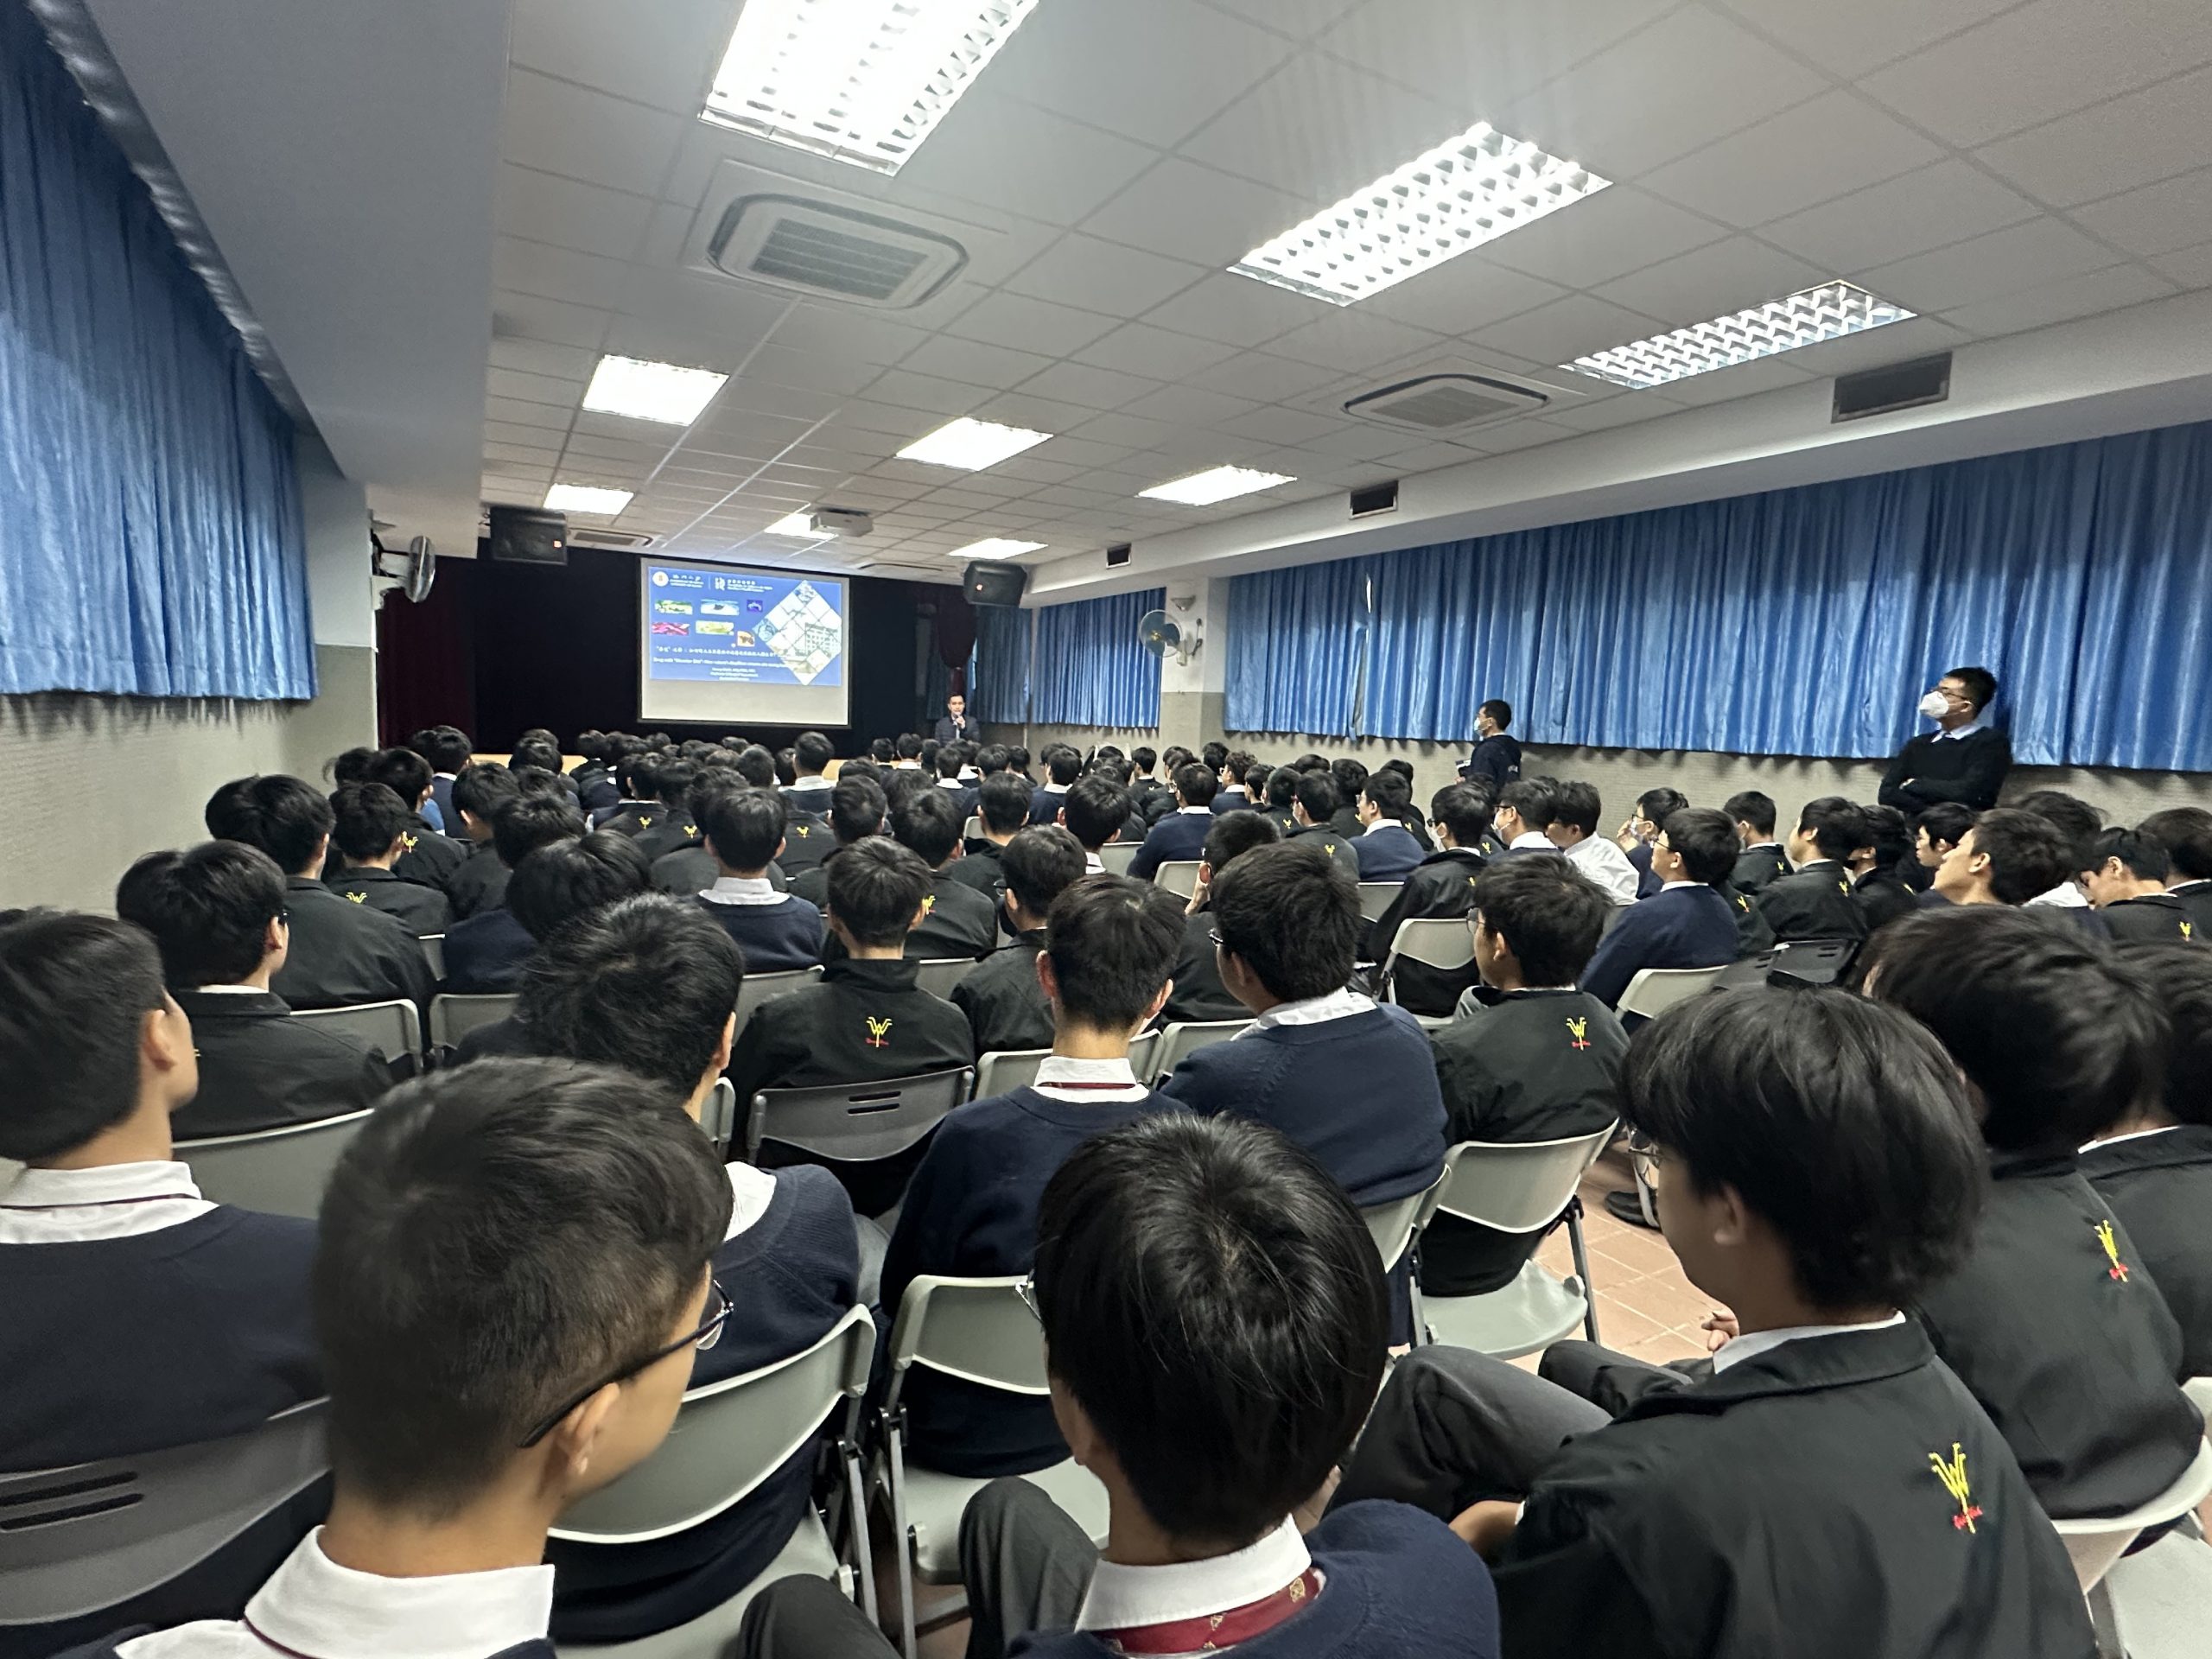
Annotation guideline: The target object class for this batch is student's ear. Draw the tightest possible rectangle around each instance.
[542,1380,626,1496]
[910,900,931,931]
[712,1012,735,1074]
[775,836,788,861]
[1036,950,1062,1007]
[1056,808,1068,827]
[143,997,196,1098]
[1047,1373,1107,1473]
[1141,977,1173,1028]
[1710,1182,1756,1251]
[264,913,289,969]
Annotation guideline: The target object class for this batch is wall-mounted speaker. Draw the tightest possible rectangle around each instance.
[1105,543,1132,568]
[486,505,568,565]
[965,561,1028,607]
[1350,480,1400,518]
[1832,353,1952,423]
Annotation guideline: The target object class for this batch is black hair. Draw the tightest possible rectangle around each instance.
[2139,808,2212,881]
[1635,787,1688,825]
[1944,665,1998,714]
[0,912,170,1160]
[1160,746,1192,773]
[1964,808,2071,905]
[1132,746,1157,773]
[512,735,562,775]
[794,732,834,775]
[506,832,652,944]
[204,774,334,874]
[652,760,697,809]
[1865,906,2168,1149]
[1200,741,1230,772]
[331,783,415,863]
[369,746,435,810]
[1497,778,1557,830]
[976,744,1010,777]
[1379,757,1414,783]
[519,895,745,1092]
[881,768,933,814]
[1265,766,1299,809]
[826,836,931,949]
[1006,744,1033,773]
[919,739,942,770]
[1047,747,1084,786]
[1061,773,1132,852]
[1542,779,1595,838]
[1293,753,1331,773]
[1035,1115,1386,1544]
[936,747,965,780]
[1662,807,1740,887]
[978,772,1033,836]
[454,761,522,827]
[115,842,286,988]
[492,793,585,868]
[420,727,474,773]
[1862,803,1912,868]
[868,737,895,764]
[2116,943,2212,1128]
[315,1060,730,1516]
[701,786,786,874]
[1202,810,1281,873]
[896,733,925,762]
[1330,757,1369,801]
[1001,826,1089,920]
[1429,781,1496,846]
[2089,826,2168,882]
[2013,789,2101,874]
[1293,771,1340,823]
[1915,802,1979,851]
[726,746,771,789]
[329,747,378,786]
[771,749,798,787]
[1174,762,1220,808]
[829,776,888,845]
[891,786,963,868]
[1796,795,1871,862]
[1478,697,1513,729]
[1043,876,1184,1030]
[1723,790,1777,837]
[1472,855,1609,986]
[1363,770,1410,815]
[1625,989,1985,1309]
[1211,842,1357,1002]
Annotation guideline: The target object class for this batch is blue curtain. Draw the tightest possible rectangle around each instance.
[969,602,1033,724]
[0,3,313,699]
[1032,588,1164,728]
[1224,558,1370,735]
[1370,537,1550,747]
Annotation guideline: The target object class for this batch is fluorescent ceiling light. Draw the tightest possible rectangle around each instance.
[897,416,1052,471]
[766,511,830,537]
[703,0,1042,175]
[581,355,728,424]
[950,537,1046,560]
[1139,467,1294,507]
[1230,122,1608,307]
[1562,282,1916,390]
[545,484,633,515]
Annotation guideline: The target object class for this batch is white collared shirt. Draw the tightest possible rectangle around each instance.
[1077,1517,1313,1636]
[725,1163,779,1237]
[938,776,967,790]
[1217,786,1248,801]
[1658,879,1705,893]
[1508,831,1554,850]
[2026,881,2090,909]
[1560,834,1640,905]
[1361,817,1400,836]
[698,875,787,907]
[1039,781,1068,796]
[1244,987,1375,1034]
[2084,1123,2182,1153]
[1032,1055,1151,1103]
[1177,804,1211,816]
[1934,716,1989,742]
[0,1160,214,1244]
[117,1527,554,1659]
[1084,851,1105,875]
[194,982,268,995]
[1710,1312,1906,1375]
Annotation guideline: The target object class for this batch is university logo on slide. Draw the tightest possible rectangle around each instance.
[652,621,689,635]
[651,570,669,587]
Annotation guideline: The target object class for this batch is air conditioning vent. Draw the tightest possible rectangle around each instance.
[708,194,967,309]
[567,528,655,550]
[1344,372,1550,432]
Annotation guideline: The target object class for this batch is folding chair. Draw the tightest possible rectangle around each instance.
[734,965,822,1033]
[880,1277,1110,1658]
[1152,860,1203,899]
[973,1049,1050,1097]
[1147,1019,1249,1085]
[418,934,446,981]
[1378,916,1476,1033]
[1616,964,1728,1022]
[1419,1126,1617,1357]
[913,958,982,999]
[963,815,984,842]
[177,1109,377,1220]
[2051,1440,2212,1650]
[1356,881,1403,921]
[697,1079,741,1159]
[2185,1376,2212,1422]
[744,1069,975,1207]
[1126,1028,1160,1083]
[0,1402,327,1635]
[1360,1168,1453,1341]
[428,992,519,1048]
[552,1306,880,1658]
[1097,842,1140,876]
[1766,937,1859,988]
[290,1000,420,1059]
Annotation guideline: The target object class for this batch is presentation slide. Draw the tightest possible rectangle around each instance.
[637,558,850,728]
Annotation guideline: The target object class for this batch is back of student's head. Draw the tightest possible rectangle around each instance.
[117,842,287,988]
[1915,802,1979,849]
[1429,781,1495,847]
[893,732,924,762]
[976,744,1010,777]
[826,836,931,948]
[794,731,834,775]
[1330,757,1369,802]
[1061,773,1131,852]
[1203,810,1281,874]
[1293,769,1339,823]
[1043,876,1184,1031]
[1627,988,1984,1310]
[506,832,651,943]
[1472,855,1609,986]
[204,773,333,874]
[2118,942,2212,1128]
[492,793,585,869]
[2013,789,2101,874]
[1173,762,1219,807]
[1497,777,1556,830]
[1131,745,1157,775]
[1035,1114,1385,1545]
[329,747,378,786]
[1541,779,1593,838]
[1864,906,2168,1150]
[1861,803,1912,868]
[2139,807,2212,881]
[419,726,474,773]
[828,776,887,845]
[1723,789,1776,837]
[1796,795,1869,862]
[2090,825,2167,883]
[649,759,696,809]
[1211,842,1356,1002]
[698,785,785,873]
[1363,769,1411,816]
[1200,741,1230,772]
[720,745,766,789]
[1662,807,1738,886]
[931,745,963,780]
[368,746,435,809]
[882,767,934,814]
[617,751,661,800]
[868,736,895,764]
[1265,766,1300,809]
[772,748,798,787]
[1006,744,1033,774]
[1965,807,2070,904]
[314,1060,731,1516]
[511,734,563,775]
[1001,826,1088,918]
[330,783,415,863]
[0,912,173,1161]
[1160,746,1192,774]
[1045,745,1083,787]
[518,895,744,1093]
[969,772,1026,836]
[892,786,963,868]
[454,760,522,826]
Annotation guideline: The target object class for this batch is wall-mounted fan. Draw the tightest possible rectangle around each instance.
[372,532,436,606]
[1139,607,1198,665]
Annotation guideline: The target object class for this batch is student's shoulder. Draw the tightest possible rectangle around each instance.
[1313,1500,1501,1622]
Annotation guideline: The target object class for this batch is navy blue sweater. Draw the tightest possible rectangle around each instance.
[1127,810,1214,880]
[442,906,536,993]
[1580,884,1739,1007]
[693,892,826,974]
[1351,825,1425,882]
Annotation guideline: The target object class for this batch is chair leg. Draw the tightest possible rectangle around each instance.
[841,1433,878,1626]
[886,1414,918,1659]
[1567,1199,1601,1346]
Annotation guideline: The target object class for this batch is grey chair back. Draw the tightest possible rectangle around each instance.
[1152,860,1203,899]
[963,815,984,841]
[428,992,518,1047]
[1147,1019,1249,1084]
[1617,964,1727,1021]
[1437,1126,1617,1233]
[973,1048,1049,1097]
[1097,842,1141,876]
[1361,1166,1452,1274]
[745,1067,974,1166]
[290,999,419,1058]
[418,934,446,980]
[734,965,823,1033]
[1356,881,1402,920]
[1380,917,1475,1001]
[912,957,982,999]
[179,1109,377,1220]
[886,1276,1047,1408]
[699,1078,741,1157]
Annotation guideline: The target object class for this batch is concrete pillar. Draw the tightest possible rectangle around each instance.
[1157,576,1226,756]
[283,430,378,772]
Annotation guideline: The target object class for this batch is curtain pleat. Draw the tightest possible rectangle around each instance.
[1224,558,1370,735]
[969,603,1033,724]
[1031,588,1164,728]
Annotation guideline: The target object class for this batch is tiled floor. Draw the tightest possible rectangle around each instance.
[1524,1152,1725,1370]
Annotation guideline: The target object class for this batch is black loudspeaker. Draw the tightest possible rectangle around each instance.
[486,505,568,565]
[965,561,1027,607]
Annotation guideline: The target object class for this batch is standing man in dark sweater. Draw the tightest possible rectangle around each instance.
[325,783,453,938]
[1579,810,1744,1009]
[1880,664,2012,813]
[1460,697,1523,792]
[1757,796,1872,944]
[694,786,826,973]
[952,827,1089,1055]
[1370,783,1492,1016]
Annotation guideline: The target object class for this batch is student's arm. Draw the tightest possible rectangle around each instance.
[1578,918,1639,1008]
[1490,1523,1669,1659]
[949,973,989,1053]
[1155,1045,1223,1109]
[1916,730,2013,810]
[879,1129,962,1324]
[1369,880,1415,973]
[1128,824,1166,880]
[724,1001,785,1109]
[1877,740,1920,809]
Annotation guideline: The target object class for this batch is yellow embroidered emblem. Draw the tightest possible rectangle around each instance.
[344,892,366,904]
[797,824,811,837]
[401,832,418,852]
[1929,1443,1983,1533]
[864,1016,893,1049]
[1567,1016,1591,1052]
[2094,1218,2130,1281]
[2184,920,2196,940]
[920,894,937,914]
[639,815,654,829]
[684,823,698,837]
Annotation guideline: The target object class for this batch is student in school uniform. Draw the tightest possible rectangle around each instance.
[1723,790,1788,893]
[1284,772,1363,880]
[790,777,888,909]
[1368,784,1492,1017]
[883,876,1189,1478]
[649,770,725,898]
[1866,908,2204,1517]
[1908,801,1979,894]
[443,761,524,918]
[1537,780,1635,906]
[1126,761,1218,880]
[1489,779,1559,859]
[325,783,453,938]
[366,746,467,893]
[2082,826,2198,943]
[1459,697,1522,793]
[1930,808,2073,909]
[1055,772,1135,879]
[1422,857,1625,1300]
[784,730,838,820]
[1851,803,1919,935]
[2140,805,2212,936]
[1325,760,1370,838]
[416,724,474,835]
[1338,988,2094,1659]
[1027,746,1084,825]
[944,772,1028,901]
[1578,810,1744,1009]
[694,785,826,973]
[931,747,978,822]
[1162,812,1281,1027]
[880,787,999,959]
[1880,665,2013,815]
[951,828,1089,1056]
[568,730,622,815]
[1756,796,1872,944]
[439,797,588,993]
[1351,772,1424,882]
[739,1113,1500,1659]
[629,761,700,864]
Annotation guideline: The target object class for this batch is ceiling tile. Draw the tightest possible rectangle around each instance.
[1770,315,1968,378]
[1201,0,1365,40]
[1361,258,1568,337]
[943,290,1122,357]
[1066,412,1185,450]
[1716,0,2022,79]
[1005,234,1210,316]
[734,343,881,398]
[1267,310,1448,372]
[486,394,574,429]
[1072,321,1242,378]
[986,0,1292,147]
[766,305,930,368]
[488,333,600,382]
[898,91,1160,226]
[495,164,655,258]
[615,267,790,348]
[1940,265,2177,337]
[899,335,1060,391]
[1025,435,1137,469]
[1465,293,1667,367]
[491,235,632,309]
[2070,165,2212,259]
[1118,385,1264,428]
[1860,218,2120,312]
[1301,423,1408,461]
[2151,240,2212,289]
[1460,418,1579,454]
[491,289,613,353]
[1757,161,2044,275]
[1641,91,1943,229]
[1592,237,1827,327]
[507,0,730,115]
[1187,352,1345,403]
[1141,271,1326,347]
[1541,391,1685,431]
[501,68,686,196]
[1478,186,1728,288]
[1179,52,1465,202]
[486,365,584,405]
[1380,439,1492,474]
[970,391,1103,432]
[860,368,995,418]
[1016,360,1166,410]
[1219,406,1352,445]
[1319,0,1670,111]
[1082,157,1314,268]
[1974,67,2212,207]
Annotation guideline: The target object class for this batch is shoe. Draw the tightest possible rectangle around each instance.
[1605,1189,1658,1231]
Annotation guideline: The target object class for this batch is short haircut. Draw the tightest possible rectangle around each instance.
[454,761,521,825]
[2091,825,2168,883]
[1497,778,1557,829]
[1478,697,1513,729]
[519,895,745,1092]
[420,727,474,772]
[1796,796,1870,862]
[1430,781,1496,846]
[1061,773,1131,852]
[1293,770,1340,823]
[1915,802,1979,849]
[978,772,1033,835]
[1626,989,1984,1309]
[1945,665,1998,713]
[919,739,941,769]
[1043,876,1184,1030]
[330,747,378,786]
[868,737,894,764]
[368,746,434,807]
[976,744,1010,776]
[315,1061,730,1516]
[1330,757,1369,801]
[2117,943,2212,1128]
[204,774,334,874]
[1001,826,1088,918]
[653,760,698,808]
[1046,747,1084,786]
[1662,807,1740,886]
[1210,842,1357,1002]
[505,832,651,944]
[1203,810,1281,873]
[826,836,931,949]
[1967,808,2071,905]
[1131,746,1157,773]
[2140,808,2212,881]
[330,783,415,862]
[896,733,925,761]
[116,842,286,987]
[1363,770,1411,815]
[701,786,786,873]
[892,786,963,868]
[492,793,585,868]
[1723,790,1777,836]
[1034,1115,1385,1545]
[512,735,562,775]
[2014,789,2101,873]
[1265,766,1300,808]
[0,912,169,1160]
[937,747,965,780]
[1543,779,1596,838]
[1862,803,1912,867]
[1200,741,1230,772]
[1160,746,1192,773]
[1472,855,1610,986]
[1636,787,1688,824]
[794,731,834,774]
[1865,907,2167,1148]
[1174,762,1221,807]
[1293,753,1331,773]
[829,777,888,845]
[882,768,932,813]
[733,746,776,789]
[1006,745,1032,772]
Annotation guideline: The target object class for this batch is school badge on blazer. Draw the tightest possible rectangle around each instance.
[2094,1218,2130,1281]
[1929,1443,1983,1533]
[344,892,365,904]
[400,832,418,852]
[864,1015,893,1049]
[920,894,937,914]
[1567,1017,1592,1052]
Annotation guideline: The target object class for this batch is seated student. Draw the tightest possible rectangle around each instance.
[598,750,663,838]
[791,775,888,908]
[953,828,1090,1055]
[1423,856,1624,1298]
[1374,760,1433,850]
[2140,805,2212,936]
[1338,988,2094,1659]
[1931,807,2072,909]
[1127,761,1218,880]
[1285,772,1363,879]
[2014,788,2101,912]
[325,783,452,938]
[945,772,1029,900]
[116,842,391,1137]
[569,729,622,815]
[1324,759,1368,837]
[1258,763,1301,834]
[785,729,838,818]
[1351,771,1424,882]
[365,745,467,892]
[1723,789,1787,893]
[650,768,728,898]
[631,760,701,863]
[512,732,581,804]
[1028,744,1084,825]
[694,785,825,973]
[204,774,433,1010]
[1909,801,1978,894]
[417,723,474,834]
[1850,803,1918,934]
[885,875,1188,1476]
[1370,784,1491,1016]
[74,1060,732,1659]
[2083,826,2196,942]
[1056,771,1135,878]
[444,760,524,918]
[873,787,998,960]
[933,746,977,820]
[1578,809,1743,1009]
[1756,796,1871,944]
[441,796,588,993]
[1540,779,1636,906]
[1164,811,1281,1026]
[868,736,897,766]
[1866,908,2203,1517]
[1491,779,1559,857]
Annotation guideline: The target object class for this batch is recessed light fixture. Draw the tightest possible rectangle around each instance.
[545,484,634,515]
[1138,467,1294,507]
[703,0,1043,175]
[897,416,1052,471]
[581,355,729,424]
[1563,282,1916,390]
[766,512,831,537]
[1230,121,1608,307]
[950,537,1046,560]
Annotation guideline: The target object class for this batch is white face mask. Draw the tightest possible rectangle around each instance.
[1918,690,1951,721]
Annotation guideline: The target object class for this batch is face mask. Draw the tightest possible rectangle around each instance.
[1918,691,1951,720]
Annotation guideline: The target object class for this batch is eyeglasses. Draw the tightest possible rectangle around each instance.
[517,1279,729,1448]
[1015,1274,1041,1324]
[1624,1128,1666,1177]
[1208,929,1224,948]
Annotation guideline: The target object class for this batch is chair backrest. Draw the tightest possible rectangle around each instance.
[699,1078,740,1156]
[1153,860,1203,899]
[974,1048,1050,1097]
[428,992,518,1047]
[1361,1166,1452,1274]
[1148,1019,1249,1084]
[734,965,823,1032]
[885,1276,1046,1410]
[1098,842,1141,876]
[0,1401,327,1626]
[178,1109,378,1220]
[290,1000,419,1058]
[550,1306,874,1545]
[2050,1437,2212,1590]
[746,1067,975,1166]
[913,957,982,999]
[1381,917,1475,998]
[1617,964,1727,1021]
[1356,881,1403,921]
[1767,937,1859,988]
[1436,1125,1618,1234]
[417,934,446,980]
[2184,1374,2212,1422]
[1127,1028,1160,1084]
[963,815,984,841]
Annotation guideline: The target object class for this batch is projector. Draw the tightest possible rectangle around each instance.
[810,507,874,537]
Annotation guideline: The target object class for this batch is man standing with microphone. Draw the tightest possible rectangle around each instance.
[933,691,970,747]
[1880,666,2012,813]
